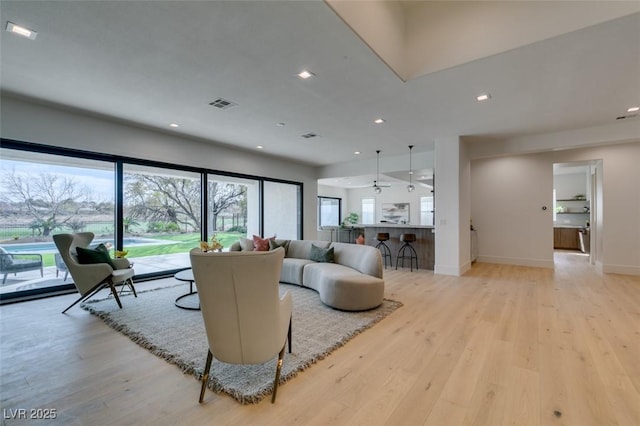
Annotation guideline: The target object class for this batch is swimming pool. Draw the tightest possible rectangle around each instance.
[1,237,176,253]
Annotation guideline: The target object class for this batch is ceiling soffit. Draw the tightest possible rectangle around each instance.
[326,0,640,81]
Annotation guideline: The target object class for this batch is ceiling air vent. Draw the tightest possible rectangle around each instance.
[301,132,318,139]
[209,98,237,110]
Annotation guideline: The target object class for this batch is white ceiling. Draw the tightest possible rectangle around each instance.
[1,1,639,173]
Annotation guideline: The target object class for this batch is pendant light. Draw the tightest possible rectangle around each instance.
[407,145,415,192]
[374,150,382,194]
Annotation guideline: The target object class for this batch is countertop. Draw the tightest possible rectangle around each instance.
[361,224,434,228]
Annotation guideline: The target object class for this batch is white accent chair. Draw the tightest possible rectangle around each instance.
[189,247,292,403]
[53,232,136,313]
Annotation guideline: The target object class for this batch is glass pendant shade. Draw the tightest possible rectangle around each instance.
[407,145,414,193]
[374,150,382,194]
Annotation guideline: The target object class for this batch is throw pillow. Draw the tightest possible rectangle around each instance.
[269,239,290,255]
[76,246,117,269]
[253,235,275,251]
[238,237,254,251]
[309,244,335,263]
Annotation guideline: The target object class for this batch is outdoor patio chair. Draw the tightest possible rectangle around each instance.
[190,247,292,404]
[0,246,43,285]
[54,253,69,281]
[53,232,136,313]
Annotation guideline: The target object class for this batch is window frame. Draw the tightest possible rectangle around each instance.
[0,138,303,303]
[317,196,341,228]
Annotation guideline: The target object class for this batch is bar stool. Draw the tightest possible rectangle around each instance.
[375,232,393,269]
[396,233,418,271]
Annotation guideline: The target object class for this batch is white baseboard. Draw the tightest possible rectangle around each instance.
[476,255,554,269]
[602,263,640,276]
[434,262,470,276]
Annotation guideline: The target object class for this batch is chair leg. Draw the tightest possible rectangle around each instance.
[107,279,123,309]
[61,293,90,314]
[129,279,137,297]
[287,317,292,353]
[199,350,213,403]
[61,282,108,313]
[117,278,137,298]
[2,274,7,285]
[271,345,286,403]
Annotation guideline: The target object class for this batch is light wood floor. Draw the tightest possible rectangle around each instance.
[1,252,639,425]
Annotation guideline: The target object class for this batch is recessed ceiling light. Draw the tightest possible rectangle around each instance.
[6,22,37,40]
[256,145,264,149]
[169,123,179,128]
[627,106,640,113]
[354,151,361,155]
[476,94,491,102]
[297,70,315,79]
[373,118,385,124]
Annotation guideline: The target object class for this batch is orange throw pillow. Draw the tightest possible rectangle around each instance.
[252,235,274,251]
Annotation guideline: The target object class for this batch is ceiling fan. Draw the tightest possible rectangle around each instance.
[372,150,390,194]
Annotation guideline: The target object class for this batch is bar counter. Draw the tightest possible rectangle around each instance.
[362,224,435,270]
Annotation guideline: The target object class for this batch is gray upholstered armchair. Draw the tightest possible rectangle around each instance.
[53,232,136,313]
[0,246,43,285]
[189,247,292,404]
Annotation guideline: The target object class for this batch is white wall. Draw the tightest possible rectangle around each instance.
[471,153,554,268]
[326,184,432,226]
[554,171,589,227]
[0,96,321,240]
[471,141,640,275]
[554,172,588,200]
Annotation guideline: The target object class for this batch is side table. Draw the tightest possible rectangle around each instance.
[174,269,200,311]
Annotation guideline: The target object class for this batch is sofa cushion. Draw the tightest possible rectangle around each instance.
[238,237,254,251]
[302,262,384,310]
[286,240,330,260]
[330,242,383,279]
[302,262,355,291]
[280,258,315,286]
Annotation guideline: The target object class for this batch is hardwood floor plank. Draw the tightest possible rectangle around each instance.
[1,252,638,425]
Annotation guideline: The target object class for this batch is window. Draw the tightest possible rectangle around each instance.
[420,196,434,226]
[318,197,341,228]
[207,174,258,242]
[0,147,115,297]
[361,197,375,224]
[264,181,302,239]
[122,164,201,274]
[0,140,304,302]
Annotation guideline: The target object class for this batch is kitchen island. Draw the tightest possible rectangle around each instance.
[362,224,435,270]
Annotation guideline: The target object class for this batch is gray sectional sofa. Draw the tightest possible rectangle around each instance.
[229,239,384,311]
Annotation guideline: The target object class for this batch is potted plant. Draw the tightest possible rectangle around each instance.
[341,212,359,228]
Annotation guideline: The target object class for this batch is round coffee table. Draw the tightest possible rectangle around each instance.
[174,269,200,311]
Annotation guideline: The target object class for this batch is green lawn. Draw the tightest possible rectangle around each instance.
[37,232,244,267]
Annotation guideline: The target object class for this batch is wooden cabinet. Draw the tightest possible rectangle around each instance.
[554,227,580,250]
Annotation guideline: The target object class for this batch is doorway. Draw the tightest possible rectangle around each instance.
[552,160,601,266]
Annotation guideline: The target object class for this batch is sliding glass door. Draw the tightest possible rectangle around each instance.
[207,174,259,249]
[122,164,201,275]
[1,140,304,301]
[0,148,115,296]
[263,180,301,240]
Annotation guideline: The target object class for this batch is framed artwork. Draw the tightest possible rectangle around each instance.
[381,203,410,224]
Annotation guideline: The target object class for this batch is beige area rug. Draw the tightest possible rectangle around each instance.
[81,283,402,404]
